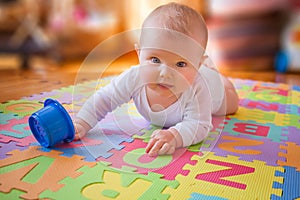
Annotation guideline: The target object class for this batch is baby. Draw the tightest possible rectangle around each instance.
[73,3,239,156]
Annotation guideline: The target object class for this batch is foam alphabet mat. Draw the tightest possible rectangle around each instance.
[0,77,299,199]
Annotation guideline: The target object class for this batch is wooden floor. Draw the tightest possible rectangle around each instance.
[0,53,300,103]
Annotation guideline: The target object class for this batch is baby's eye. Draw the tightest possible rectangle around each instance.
[176,61,187,68]
[150,57,161,64]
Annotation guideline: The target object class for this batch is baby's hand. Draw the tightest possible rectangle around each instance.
[73,118,91,140]
[145,129,183,157]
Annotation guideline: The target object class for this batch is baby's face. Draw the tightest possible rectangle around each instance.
[138,27,204,98]
[138,48,199,98]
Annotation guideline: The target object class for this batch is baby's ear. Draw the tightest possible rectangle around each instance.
[134,44,140,55]
[196,55,207,69]
[199,54,208,65]
[134,44,142,62]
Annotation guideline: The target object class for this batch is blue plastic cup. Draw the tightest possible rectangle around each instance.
[28,98,75,147]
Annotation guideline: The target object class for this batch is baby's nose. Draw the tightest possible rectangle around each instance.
[159,65,172,79]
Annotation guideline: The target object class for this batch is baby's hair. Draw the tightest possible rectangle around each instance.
[142,2,208,48]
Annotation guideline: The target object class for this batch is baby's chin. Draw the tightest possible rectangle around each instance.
[147,83,186,98]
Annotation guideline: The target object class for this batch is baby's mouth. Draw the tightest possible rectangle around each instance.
[157,83,173,89]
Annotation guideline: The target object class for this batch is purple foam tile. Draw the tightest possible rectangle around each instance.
[212,131,284,166]
[283,127,300,145]
[0,141,27,159]
[278,104,290,113]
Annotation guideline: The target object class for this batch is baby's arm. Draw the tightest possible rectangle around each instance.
[145,128,183,156]
[73,66,140,140]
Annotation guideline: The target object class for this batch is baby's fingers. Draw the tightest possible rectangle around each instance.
[74,124,86,140]
[74,132,84,140]
[158,143,175,155]
[147,139,164,157]
[145,138,156,153]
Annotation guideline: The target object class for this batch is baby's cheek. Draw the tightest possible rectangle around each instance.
[174,73,197,93]
[185,72,198,85]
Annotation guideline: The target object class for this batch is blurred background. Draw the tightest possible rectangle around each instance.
[0,0,298,69]
[0,0,299,101]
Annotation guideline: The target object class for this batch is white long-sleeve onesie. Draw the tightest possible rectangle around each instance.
[77,65,219,147]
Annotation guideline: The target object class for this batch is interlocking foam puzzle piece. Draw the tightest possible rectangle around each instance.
[259,81,290,89]
[246,90,289,104]
[129,106,221,147]
[283,126,300,145]
[198,131,222,152]
[24,80,92,100]
[239,99,289,113]
[188,131,222,154]
[189,193,228,200]
[40,162,179,200]
[0,146,96,199]
[0,141,27,159]
[277,142,300,171]
[37,136,103,162]
[229,107,300,129]
[0,115,31,139]
[187,117,226,153]
[231,78,256,87]
[228,107,276,124]
[245,84,290,104]
[223,117,288,142]
[0,189,26,200]
[236,90,251,99]
[133,124,162,142]
[0,134,36,147]
[38,128,133,161]
[288,89,300,105]
[24,87,87,116]
[24,89,65,102]
[121,115,222,153]
[254,83,290,93]
[61,103,82,117]
[0,112,17,123]
[292,85,300,91]
[71,78,112,99]
[232,79,254,99]
[162,152,284,200]
[211,116,228,132]
[0,113,35,147]
[271,166,300,200]
[0,77,299,200]
[273,112,300,129]
[285,104,300,115]
[0,100,42,117]
[57,85,89,104]
[100,139,198,180]
[24,79,110,105]
[213,132,284,166]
